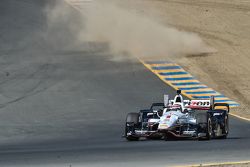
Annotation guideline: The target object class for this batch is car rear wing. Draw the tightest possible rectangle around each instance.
[188,95,215,110]
[165,99,211,110]
[164,94,215,110]
[187,100,211,109]
[214,103,230,112]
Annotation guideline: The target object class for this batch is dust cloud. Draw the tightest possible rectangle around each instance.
[46,0,216,60]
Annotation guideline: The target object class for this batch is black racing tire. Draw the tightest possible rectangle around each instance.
[205,116,213,140]
[126,113,139,124]
[221,114,229,139]
[125,113,140,141]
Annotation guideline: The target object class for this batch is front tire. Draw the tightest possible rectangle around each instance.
[125,113,140,141]
[206,117,213,140]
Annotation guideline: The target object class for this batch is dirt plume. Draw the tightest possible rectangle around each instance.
[49,0,215,60]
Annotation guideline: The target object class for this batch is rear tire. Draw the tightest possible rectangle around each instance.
[125,113,140,141]
[221,114,229,139]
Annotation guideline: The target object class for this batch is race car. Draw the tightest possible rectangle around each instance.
[124,90,229,141]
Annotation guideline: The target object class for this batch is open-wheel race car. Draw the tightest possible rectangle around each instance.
[124,90,229,141]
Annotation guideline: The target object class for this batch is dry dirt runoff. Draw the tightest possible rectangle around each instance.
[105,0,250,118]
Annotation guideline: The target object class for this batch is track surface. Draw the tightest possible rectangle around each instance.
[0,1,249,166]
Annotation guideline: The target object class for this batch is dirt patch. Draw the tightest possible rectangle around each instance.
[107,0,250,118]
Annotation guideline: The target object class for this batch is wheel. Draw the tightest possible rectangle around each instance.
[221,114,229,139]
[126,113,140,124]
[205,116,213,140]
[125,113,140,141]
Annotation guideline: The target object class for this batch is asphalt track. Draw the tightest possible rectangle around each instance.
[0,0,249,167]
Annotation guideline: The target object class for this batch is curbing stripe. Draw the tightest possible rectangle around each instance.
[183,88,214,92]
[192,95,226,98]
[150,63,178,67]
[152,66,181,70]
[185,91,217,94]
[215,99,233,102]
[229,104,240,107]
[173,82,201,86]
[141,60,239,108]
[177,84,208,88]
[178,86,208,90]
[165,77,195,81]
[159,71,188,75]
[170,80,200,83]
[192,96,213,99]
[156,69,186,73]
[164,74,193,78]
[214,95,226,98]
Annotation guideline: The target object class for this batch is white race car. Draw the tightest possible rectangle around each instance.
[125,90,229,141]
